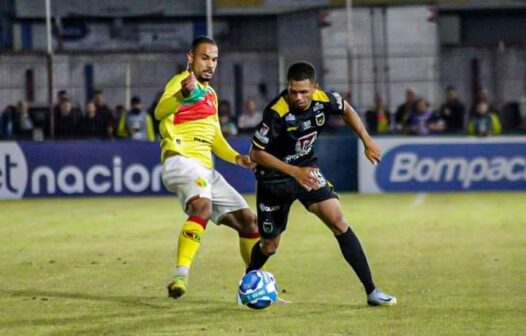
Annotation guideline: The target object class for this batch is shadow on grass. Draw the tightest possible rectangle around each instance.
[0,288,166,309]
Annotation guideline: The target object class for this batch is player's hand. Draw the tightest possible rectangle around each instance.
[180,70,197,98]
[364,139,381,166]
[291,167,321,191]
[235,155,257,171]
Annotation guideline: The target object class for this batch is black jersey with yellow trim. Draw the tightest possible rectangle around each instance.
[251,89,345,181]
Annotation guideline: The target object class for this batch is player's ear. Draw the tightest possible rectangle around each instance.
[186,52,194,69]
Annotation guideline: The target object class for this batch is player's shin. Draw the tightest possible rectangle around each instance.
[175,216,208,276]
[246,241,271,272]
[239,233,260,268]
[335,227,376,295]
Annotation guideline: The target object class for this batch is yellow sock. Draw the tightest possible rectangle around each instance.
[239,236,260,268]
[176,217,207,268]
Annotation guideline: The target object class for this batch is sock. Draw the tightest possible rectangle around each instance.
[246,241,270,272]
[175,216,208,274]
[239,234,260,267]
[335,227,376,295]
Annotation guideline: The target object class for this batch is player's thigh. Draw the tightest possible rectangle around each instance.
[161,155,213,211]
[220,207,258,236]
[208,170,251,225]
[307,198,348,235]
[256,180,296,239]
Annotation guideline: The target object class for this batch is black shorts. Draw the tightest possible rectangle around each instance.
[256,175,338,239]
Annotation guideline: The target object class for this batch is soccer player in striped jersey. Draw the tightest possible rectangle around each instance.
[155,36,260,299]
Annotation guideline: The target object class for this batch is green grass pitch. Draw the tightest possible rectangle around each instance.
[0,193,524,336]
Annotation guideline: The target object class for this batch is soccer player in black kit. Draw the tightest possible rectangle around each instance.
[247,62,396,306]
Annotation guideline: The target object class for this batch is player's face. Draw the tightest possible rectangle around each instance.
[188,43,218,83]
[288,79,316,110]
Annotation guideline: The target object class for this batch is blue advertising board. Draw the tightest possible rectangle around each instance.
[359,137,526,193]
[0,136,359,199]
[0,140,255,199]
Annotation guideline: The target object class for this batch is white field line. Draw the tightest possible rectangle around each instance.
[411,193,427,207]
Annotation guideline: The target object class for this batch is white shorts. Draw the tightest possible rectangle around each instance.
[161,155,249,224]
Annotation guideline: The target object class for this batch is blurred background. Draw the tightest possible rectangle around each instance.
[0,0,525,198]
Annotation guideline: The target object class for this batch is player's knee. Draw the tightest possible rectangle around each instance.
[260,239,279,256]
[235,209,258,236]
[187,198,212,219]
[329,218,348,235]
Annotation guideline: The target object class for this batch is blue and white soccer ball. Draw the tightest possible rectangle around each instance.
[238,270,278,309]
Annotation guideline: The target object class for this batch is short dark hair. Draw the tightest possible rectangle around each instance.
[131,96,141,105]
[287,62,316,82]
[191,36,217,54]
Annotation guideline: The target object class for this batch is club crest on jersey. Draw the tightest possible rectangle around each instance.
[313,102,324,112]
[315,113,325,126]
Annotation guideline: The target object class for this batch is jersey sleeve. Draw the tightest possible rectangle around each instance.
[212,119,239,164]
[327,91,345,115]
[251,109,283,151]
[154,71,187,120]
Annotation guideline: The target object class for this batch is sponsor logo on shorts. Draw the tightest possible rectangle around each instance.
[183,229,201,242]
[195,177,208,187]
[259,203,280,212]
[262,220,273,233]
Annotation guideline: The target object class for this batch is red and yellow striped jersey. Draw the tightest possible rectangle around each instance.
[155,70,239,169]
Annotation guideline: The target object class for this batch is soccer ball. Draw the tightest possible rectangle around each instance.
[238,270,278,309]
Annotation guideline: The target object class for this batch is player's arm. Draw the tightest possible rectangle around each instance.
[342,101,381,165]
[250,111,321,190]
[212,121,255,169]
[154,71,193,121]
[250,148,320,190]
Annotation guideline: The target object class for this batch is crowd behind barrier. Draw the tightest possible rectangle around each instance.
[1,86,525,142]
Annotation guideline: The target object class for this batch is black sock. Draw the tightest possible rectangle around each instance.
[335,227,376,295]
[246,241,270,272]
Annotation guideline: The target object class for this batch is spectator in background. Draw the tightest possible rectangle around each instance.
[365,93,390,134]
[0,105,15,138]
[124,96,155,141]
[219,100,238,137]
[53,90,69,118]
[470,87,499,117]
[13,101,34,139]
[406,98,445,135]
[80,101,108,139]
[115,105,128,139]
[147,90,163,136]
[238,98,262,134]
[439,86,465,133]
[55,98,78,139]
[467,101,501,136]
[93,89,115,139]
[395,87,416,133]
